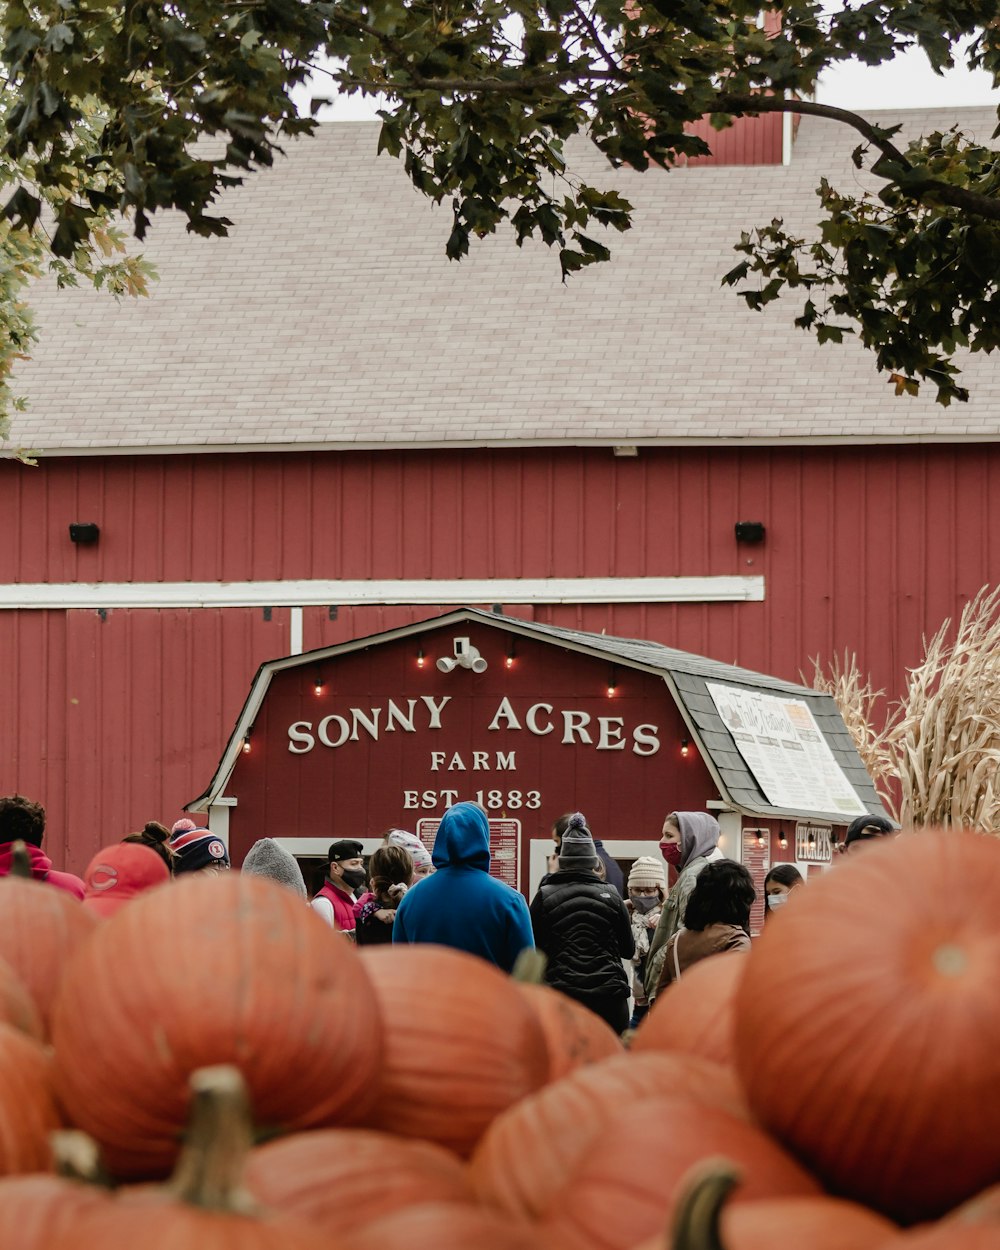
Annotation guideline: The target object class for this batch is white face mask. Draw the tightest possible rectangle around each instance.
[766,892,788,910]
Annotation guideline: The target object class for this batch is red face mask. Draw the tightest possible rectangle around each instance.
[660,842,682,868]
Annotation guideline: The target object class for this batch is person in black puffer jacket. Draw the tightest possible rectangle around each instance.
[529,812,635,1035]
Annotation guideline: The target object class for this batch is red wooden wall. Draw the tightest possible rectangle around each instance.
[682,112,784,166]
[1,442,996,870]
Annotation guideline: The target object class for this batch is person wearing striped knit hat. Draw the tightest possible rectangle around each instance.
[169,821,230,874]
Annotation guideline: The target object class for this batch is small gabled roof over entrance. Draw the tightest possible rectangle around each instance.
[189,607,889,826]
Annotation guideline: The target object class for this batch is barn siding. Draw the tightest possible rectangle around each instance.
[0,442,994,869]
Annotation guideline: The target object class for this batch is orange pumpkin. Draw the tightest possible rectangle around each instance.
[717,1196,896,1250]
[0,1022,62,1176]
[0,1174,109,1247]
[245,1128,471,1234]
[470,1051,748,1219]
[516,983,623,1081]
[632,951,745,1067]
[52,874,383,1179]
[0,876,96,1035]
[0,955,43,1040]
[339,1201,555,1250]
[733,831,1000,1224]
[875,1230,1000,1250]
[46,1067,332,1250]
[635,1166,896,1250]
[357,945,549,1156]
[539,1091,821,1250]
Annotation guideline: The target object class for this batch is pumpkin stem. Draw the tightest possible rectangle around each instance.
[669,1159,741,1250]
[168,1066,258,1214]
[9,840,32,879]
[512,948,548,984]
[52,1129,112,1188]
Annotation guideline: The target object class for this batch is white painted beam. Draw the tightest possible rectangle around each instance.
[0,576,765,610]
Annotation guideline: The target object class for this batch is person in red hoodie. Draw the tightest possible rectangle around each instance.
[0,793,86,899]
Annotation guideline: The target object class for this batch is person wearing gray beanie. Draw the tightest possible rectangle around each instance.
[557,816,600,871]
[241,838,308,898]
[530,812,634,1035]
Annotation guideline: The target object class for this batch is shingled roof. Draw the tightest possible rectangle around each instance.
[192,607,889,826]
[11,106,1000,454]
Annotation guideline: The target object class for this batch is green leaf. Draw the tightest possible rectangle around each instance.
[2,186,43,231]
[51,203,92,259]
[43,23,75,52]
[573,233,610,263]
[816,324,846,346]
[2,26,41,67]
[721,260,750,287]
[446,219,469,261]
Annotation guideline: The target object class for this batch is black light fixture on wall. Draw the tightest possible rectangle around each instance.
[734,521,766,544]
[69,522,100,545]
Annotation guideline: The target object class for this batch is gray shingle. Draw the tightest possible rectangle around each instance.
[10,108,1000,453]
[462,609,889,823]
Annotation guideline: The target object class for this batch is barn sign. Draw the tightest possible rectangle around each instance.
[190,608,890,898]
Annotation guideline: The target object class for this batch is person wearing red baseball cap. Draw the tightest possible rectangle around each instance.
[82,842,171,919]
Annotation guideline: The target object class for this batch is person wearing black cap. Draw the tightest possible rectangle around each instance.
[310,838,365,932]
[841,813,896,856]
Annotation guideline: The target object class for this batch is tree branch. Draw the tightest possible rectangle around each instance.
[714,94,1000,222]
[571,1,622,72]
[713,95,913,165]
[336,68,620,94]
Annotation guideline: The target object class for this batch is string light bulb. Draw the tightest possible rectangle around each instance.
[756,828,766,848]
[313,674,324,695]
[779,828,788,849]
[417,647,426,668]
[505,640,516,669]
[242,729,252,754]
[680,737,690,757]
[607,665,618,697]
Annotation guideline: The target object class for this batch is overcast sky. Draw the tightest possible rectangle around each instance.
[817,46,997,108]
[304,43,998,120]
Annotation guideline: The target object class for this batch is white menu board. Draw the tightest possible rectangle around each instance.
[707,683,867,817]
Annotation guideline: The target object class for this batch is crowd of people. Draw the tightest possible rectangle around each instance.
[0,791,896,1035]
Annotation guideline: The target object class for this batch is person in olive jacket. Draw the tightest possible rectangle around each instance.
[529,812,635,1035]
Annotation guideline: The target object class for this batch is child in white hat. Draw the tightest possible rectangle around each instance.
[626,855,667,1028]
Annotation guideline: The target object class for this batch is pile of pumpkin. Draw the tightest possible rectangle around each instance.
[0,829,997,1250]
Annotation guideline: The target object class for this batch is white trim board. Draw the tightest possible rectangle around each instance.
[11,432,1000,458]
[0,576,765,611]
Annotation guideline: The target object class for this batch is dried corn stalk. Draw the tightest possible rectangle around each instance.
[812,587,1000,833]
[886,586,1000,832]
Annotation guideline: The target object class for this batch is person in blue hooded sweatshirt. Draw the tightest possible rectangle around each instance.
[392,801,534,972]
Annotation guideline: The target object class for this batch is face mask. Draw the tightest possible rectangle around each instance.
[660,842,682,868]
[630,894,660,913]
[766,892,788,910]
[339,867,367,890]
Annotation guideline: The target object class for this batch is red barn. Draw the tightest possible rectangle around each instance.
[190,608,883,928]
[2,105,997,874]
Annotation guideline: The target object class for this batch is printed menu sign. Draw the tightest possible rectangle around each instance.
[416,816,521,890]
[707,684,867,817]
